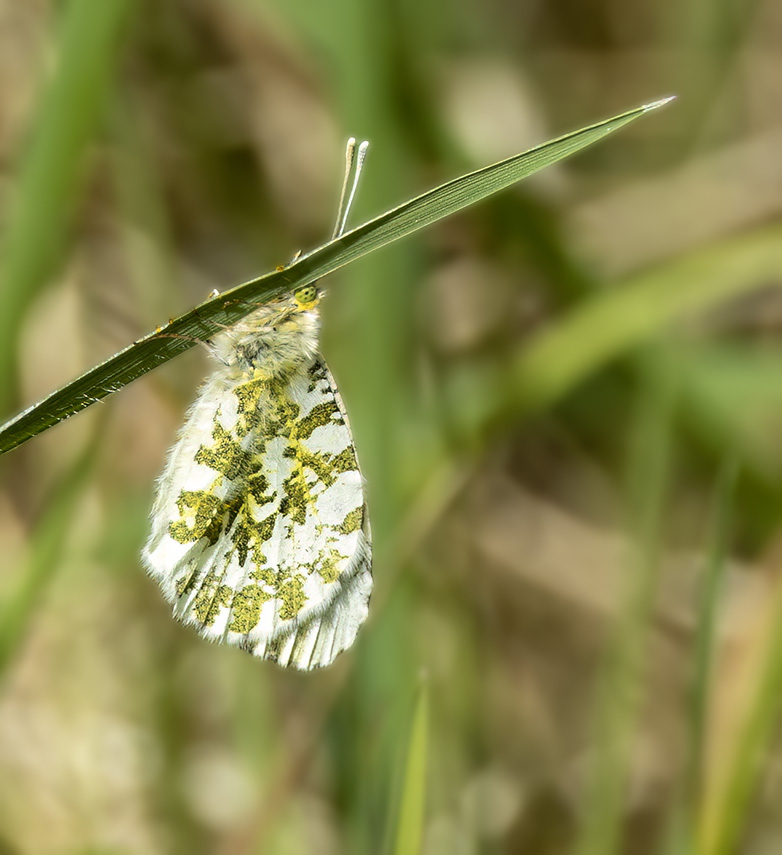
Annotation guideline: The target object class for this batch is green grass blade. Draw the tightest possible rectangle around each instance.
[0,440,97,680]
[392,682,429,855]
[659,461,737,855]
[509,225,782,417]
[577,360,677,855]
[700,591,782,855]
[0,0,132,412]
[439,226,782,450]
[0,97,672,455]
[687,462,736,809]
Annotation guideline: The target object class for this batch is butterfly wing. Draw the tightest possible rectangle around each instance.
[143,357,372,670]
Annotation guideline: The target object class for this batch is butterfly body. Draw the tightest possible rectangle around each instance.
[143,293,372,669]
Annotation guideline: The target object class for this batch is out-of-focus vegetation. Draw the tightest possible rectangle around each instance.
[0,1,780,854]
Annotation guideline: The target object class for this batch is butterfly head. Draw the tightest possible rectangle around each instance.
[293,284,320,311]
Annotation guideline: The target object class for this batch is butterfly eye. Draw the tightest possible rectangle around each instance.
[294,285,318,306]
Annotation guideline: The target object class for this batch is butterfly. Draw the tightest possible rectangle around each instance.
[142,139,371,669]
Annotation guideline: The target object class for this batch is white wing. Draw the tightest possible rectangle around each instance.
[143,357,372,670]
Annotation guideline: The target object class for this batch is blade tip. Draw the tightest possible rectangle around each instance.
[642,95,677,112]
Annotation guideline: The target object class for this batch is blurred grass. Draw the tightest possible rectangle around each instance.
[577,358,678,855]
[0,1,781,854]
[391,682,429,855]
[682,462,737,854]
[700,586,782,855]
[0,434,98,681]
[0,0,131,412]
[510,226,782,418]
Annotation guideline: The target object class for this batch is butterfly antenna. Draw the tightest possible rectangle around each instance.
[332,137,369,239]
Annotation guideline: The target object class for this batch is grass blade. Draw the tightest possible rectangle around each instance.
[577,359,677,855]
[699,587,782,855]
[658,461,737,855]
[0,0,132,411]
[0,440,97,680]
[392,682,429,855]
[509,225,782,417]
[687,462,737,809]
[0,98,672,455]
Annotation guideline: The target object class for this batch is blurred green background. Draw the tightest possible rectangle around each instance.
[0,0,781,853]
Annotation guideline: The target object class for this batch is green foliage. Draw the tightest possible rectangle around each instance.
[0,0,132,410]
[391,683,429,855]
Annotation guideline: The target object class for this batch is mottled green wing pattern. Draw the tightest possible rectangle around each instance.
[143,357,371,670]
